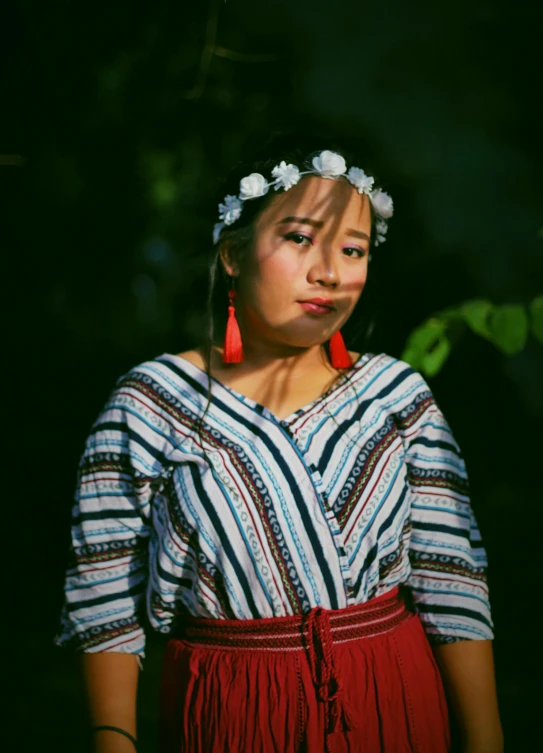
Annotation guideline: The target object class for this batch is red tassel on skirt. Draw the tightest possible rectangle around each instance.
[158,587,450,752]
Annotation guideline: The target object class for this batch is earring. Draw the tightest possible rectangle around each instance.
[221,276,352,368]
[329,330,353,368]
[222,276,244,363]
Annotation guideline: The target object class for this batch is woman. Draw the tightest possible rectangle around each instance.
[56,133,504,752]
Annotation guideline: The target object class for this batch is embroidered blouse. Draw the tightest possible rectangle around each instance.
[55,352,494,657]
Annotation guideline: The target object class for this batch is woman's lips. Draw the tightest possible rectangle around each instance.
[298,302,335,315]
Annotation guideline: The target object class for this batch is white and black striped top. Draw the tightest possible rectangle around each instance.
[56,352,494,657]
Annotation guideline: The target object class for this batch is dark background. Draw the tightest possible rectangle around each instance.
[3,1,542,750]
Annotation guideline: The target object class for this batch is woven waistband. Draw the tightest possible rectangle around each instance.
[177,586,412,736]
[179,586,411,651]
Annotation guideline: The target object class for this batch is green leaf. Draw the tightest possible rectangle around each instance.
[488,304,529,355]
[530,295,543,345]
[401,319,446,371]
[461,299,495,340]
[401,346,423,371]
[420,335,452,377]
[404,318,446,349]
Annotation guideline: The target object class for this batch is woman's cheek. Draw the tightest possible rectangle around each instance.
[263,251,300,281]
[354,265,368,288]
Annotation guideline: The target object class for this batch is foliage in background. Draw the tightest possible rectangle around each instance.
[402,294,543,376]
[11,2,542,377]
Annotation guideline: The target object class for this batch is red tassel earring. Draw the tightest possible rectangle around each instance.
[329,330,353,368]
[222,277,244,363]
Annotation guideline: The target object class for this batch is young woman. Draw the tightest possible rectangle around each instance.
[56,133,504,753]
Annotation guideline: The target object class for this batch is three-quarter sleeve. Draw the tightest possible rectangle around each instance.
[396,368,494,645]
[55,374,168,656]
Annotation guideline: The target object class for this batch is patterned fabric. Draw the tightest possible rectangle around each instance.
[176,586,414,736]
[55,352,494,656]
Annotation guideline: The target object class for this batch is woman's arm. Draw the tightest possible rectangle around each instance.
[81,652,140,753]
[432,639,504,753]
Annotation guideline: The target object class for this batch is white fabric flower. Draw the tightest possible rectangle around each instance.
[239,172,269,200]
[213,222,225,244]
[213,154,394,245]
[374,217,388,245]
[346,166,374,194]
[311,150,347,178]
[218,195,243,225]
[271,161,301,191]
[370,189,394,218]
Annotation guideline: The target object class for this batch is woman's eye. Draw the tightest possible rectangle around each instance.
[284,233,366,259]
[343,247,366,259]
[284,232,312,246]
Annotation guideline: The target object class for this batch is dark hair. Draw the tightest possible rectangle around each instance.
[194,128,386,456]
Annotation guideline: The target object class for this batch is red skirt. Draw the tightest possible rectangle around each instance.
[158,586,450,752]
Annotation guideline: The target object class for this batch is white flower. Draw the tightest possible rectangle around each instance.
[212,222,225,244]
[369,189,394,218]
[218,195,243,225]
[375,234,387,245]
[346,166,374,194]
[239,172,269,200]
[271,161,301,191]
[376,218,388,235]
[311,150,347,178]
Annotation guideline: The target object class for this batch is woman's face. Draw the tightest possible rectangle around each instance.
[222,175,372,353]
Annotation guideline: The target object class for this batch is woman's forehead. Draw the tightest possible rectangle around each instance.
[259,175,370,227]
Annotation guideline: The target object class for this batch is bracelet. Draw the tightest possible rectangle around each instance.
[90,725,137,749]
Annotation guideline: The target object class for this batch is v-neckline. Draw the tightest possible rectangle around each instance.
[162,351,374,425]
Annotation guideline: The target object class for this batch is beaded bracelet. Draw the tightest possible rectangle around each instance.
[90,725,137,749]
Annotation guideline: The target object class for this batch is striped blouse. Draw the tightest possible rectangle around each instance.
[55,352,494,657]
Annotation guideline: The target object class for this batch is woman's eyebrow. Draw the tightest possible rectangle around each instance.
[346,228,370,241]
[278,216,370,242]
[278,215,323,228]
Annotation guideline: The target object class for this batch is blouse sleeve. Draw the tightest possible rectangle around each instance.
[55,372,168,657]
[395,367,494,645]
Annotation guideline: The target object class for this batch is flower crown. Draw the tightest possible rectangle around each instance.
[213,150,393,247]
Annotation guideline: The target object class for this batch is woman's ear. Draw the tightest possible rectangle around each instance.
[218,239,240,278]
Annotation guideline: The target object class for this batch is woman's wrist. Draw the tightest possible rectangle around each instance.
[90,725,137,752]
